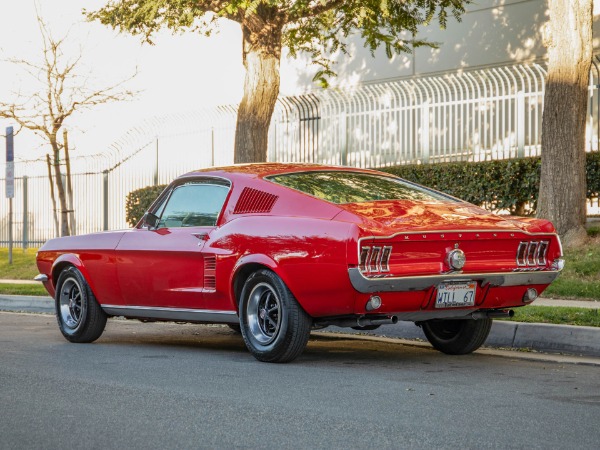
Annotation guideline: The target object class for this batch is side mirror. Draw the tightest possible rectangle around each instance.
[143,212,160,230]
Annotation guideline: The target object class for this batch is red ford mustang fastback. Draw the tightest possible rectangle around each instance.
[36,163,563,362]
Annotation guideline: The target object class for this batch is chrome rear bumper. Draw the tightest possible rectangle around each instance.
[348,268,562,294]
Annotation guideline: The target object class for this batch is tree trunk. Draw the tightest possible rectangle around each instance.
[63,130,76,235]
[45,154,60,238]
[234,14,283,163]
[538,0,592,247]
[50,137,71,237]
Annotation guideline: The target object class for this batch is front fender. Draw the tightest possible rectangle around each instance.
[50,254,96,298]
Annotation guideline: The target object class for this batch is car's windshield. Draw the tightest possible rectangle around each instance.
[266,171,454,204]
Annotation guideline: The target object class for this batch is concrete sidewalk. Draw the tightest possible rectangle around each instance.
[1,293,599,358]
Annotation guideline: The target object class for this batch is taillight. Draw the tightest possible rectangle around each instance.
[359,245,392,274]
[517,240,549,267]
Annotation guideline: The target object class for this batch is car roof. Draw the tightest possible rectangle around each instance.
[178,163,382,180]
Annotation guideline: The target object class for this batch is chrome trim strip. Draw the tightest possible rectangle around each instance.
[101,305,239,323]
[360,229,559,241]
[34,274,49,282]
[348,268,562,293]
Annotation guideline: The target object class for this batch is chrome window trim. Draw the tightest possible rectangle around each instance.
[347,267,562,293]
[101,305,238,324]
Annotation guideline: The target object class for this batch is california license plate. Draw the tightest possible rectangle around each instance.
[435,281,477,308]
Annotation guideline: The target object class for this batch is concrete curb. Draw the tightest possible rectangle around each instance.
[0,295,54,314]
[1,294,600,357]
[325,319,600,358]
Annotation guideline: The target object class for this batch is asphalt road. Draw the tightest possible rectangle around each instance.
[1,313,599,450]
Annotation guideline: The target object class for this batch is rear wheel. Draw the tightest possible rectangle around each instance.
[55,266,107,343]
[239,269,312,363]
[421,318,492,355]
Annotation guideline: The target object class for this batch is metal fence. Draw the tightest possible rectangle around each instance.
[1,61,599,247]
[270,63,552,166]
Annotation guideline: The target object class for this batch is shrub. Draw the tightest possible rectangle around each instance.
[125,184,167,226]
[380,152,600,215]
[125,152,600,224]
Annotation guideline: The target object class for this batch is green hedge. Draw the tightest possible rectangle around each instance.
[126,184,167,226]
[125,153,600,225]
[379,152,600,215]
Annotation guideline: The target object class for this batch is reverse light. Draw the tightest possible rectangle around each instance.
[366,296,382,311]
[523,288,538,303]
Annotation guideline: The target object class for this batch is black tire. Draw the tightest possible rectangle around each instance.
[239,269,312,363]
[55,266,107,343]
[421,318,492,355]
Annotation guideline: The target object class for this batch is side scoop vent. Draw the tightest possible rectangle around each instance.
[204,255,216,290]
[233,187,278,214]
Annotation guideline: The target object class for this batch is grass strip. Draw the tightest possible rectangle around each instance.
[0,283,49,296]
[502,305,600,327]
[0,248,40,280]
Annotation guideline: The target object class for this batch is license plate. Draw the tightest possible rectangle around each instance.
[435,281,477,308]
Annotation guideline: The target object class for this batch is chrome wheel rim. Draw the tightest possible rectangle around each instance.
[59,277,84,330]
[246,282,281,345]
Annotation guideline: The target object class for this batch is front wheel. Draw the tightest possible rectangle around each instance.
[239,269,312,363]
[55,266,107,343]
[421,318,492,355]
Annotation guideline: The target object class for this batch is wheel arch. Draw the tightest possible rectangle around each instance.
[230,255,295,313]
[51,254,95,296]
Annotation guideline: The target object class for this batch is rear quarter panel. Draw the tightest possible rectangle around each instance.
[206,216,358,317]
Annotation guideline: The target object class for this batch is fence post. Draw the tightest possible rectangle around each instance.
[211,127,215,166]
[154,137,159,186]
[421,100,430,163]
[517,91,525,158]
[103,170,109,231]
[22,175,28,249]
[340,111,348,166]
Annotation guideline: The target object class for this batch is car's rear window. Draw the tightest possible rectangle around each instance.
[266,171,454,204]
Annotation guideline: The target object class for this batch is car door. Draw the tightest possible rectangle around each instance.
[115,178,230,309]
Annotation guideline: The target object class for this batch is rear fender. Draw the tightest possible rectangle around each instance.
[229,254,293,312]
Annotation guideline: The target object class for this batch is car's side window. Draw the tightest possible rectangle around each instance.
[158,182,229,228]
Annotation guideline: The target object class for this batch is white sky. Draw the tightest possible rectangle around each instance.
[0,0,276,161]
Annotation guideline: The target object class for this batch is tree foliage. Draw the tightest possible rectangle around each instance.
[89,1,469,162]
[88,0,466,84]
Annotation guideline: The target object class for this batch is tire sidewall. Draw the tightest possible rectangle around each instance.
[239,270,294,359]
[55,267,91,339]
[422,318,492,355]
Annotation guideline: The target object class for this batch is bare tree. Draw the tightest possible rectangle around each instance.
[0,14,135,236]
